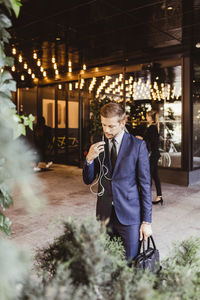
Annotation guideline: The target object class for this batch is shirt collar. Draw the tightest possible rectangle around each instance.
[110,129,125,144]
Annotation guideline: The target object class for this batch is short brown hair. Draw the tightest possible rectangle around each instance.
[100,103,125,121]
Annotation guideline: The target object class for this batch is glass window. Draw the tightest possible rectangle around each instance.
[193,59,200,169]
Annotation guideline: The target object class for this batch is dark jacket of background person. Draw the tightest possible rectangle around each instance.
[143,124,161,163]
[33,117,51,163]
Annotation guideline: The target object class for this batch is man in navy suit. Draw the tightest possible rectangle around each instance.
[83,103,152,261]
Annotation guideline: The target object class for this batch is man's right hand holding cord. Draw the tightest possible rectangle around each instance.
[86,141,105,164]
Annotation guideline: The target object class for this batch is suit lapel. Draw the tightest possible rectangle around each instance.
[112,132,129,177]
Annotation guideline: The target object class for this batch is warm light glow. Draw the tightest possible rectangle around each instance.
[69,67,72,73]
[83,64,86,70]
[53,63,57,69]
[21,74,25,81]
[28,68,31,74]
[43,71,47,77]
[68,60,72,67]
[18,55,23,63]
[75,82,79,89]
[55,69,59,75]
[33,52,37,59]
[58,84,62,89]
[12,48,16,55]
[37,60,41,66]
[52,57,56,63]
[40,66,44,72]
[32,73,35,79]
[167,6,173,10]
[11,65,15,72]
[69,83,72,90]
[24,63,28,69]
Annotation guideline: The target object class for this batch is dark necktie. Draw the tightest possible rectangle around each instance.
[111,138,117,172]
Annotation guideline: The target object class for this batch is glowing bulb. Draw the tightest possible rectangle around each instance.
[40,66,44,72]
[43,71,46,77]
[58,84,62,89]
[75,82,79,89]
[52,57,56,63]
[12,48,16,55]
[53,63,57,69]
[33,52,37,59]
[21,74,25,81]
[11,65,15,72]
[37,60,41,66]
[83,64,86,70]
[19,55,23,63]
[55,69,59,75]
[69,83,72,90]
[69,67,72,73]
[32,73,35,79]
[24,63,28,69]
[28,68,31,74]
[68,60,72,67]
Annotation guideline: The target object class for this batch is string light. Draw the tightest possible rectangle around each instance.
[28,68,31,74]
[24,63,28,69]
[21,74,25,81]
[55,69,59,75]
[31,73,35,79]
[69,83,72,91]
[18,55,23,63]
[53,63,57,69]
[52,57,56,63]
[58,84,62,89]
[43,71,47,77]
[68,60,72,67]
[12,48,16,55]
[40,66,44,72]
[75,82,79,89]
[11,65,15,72]
[37,59,41,66]
[33,52,37,59]
[68,67,72,73]
[83,64,86,70]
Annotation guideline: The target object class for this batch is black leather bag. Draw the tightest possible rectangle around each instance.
[134,236,161,273]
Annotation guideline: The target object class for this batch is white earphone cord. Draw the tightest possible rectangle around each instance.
[89,150,112,196]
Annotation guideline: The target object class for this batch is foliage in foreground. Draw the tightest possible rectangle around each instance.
[17,219,200,300]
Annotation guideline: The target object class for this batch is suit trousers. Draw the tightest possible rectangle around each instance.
[107,206,140,261]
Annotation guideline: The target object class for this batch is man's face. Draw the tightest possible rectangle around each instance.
[101,115,125,139]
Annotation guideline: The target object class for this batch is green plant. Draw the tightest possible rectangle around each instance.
[0,0,42,235]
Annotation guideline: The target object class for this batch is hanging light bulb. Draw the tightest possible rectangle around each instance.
[18,55,23,63]
[21,74,25,81]
[24,63,28,69]
[32,73,35,79]
[69,67,72,73]
[75,82,79,89]
[40,66,44,72]
[58,84,62,90]
[11,65,15,72]
[52,57,56,63]
[33,52,37,59]
[55,69,59,75]
[12,47,16,55]
[28,68,32,74]
[43,71,46,77]
[68,60,72,67]
[53,63,57,69]
[37,59,41,66]
[83,64,86,70]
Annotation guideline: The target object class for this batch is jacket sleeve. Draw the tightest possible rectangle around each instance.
[82,158,99,185]
[137,141,152,223]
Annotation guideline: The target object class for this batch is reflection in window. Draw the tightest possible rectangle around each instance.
[193,61,200,169]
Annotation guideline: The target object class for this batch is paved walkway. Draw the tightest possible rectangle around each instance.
[6,164,200,259]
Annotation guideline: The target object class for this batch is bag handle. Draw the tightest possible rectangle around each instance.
[139,236,157,256]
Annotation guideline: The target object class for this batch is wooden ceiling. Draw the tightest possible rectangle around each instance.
[8,0,200,85]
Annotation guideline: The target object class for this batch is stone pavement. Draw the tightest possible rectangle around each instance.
[6,164,200,260]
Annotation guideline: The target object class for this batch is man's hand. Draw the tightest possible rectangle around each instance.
[86,141,105,163]
[139,223,152,241]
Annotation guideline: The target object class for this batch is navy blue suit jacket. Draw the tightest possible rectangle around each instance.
[83,132,152,225]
